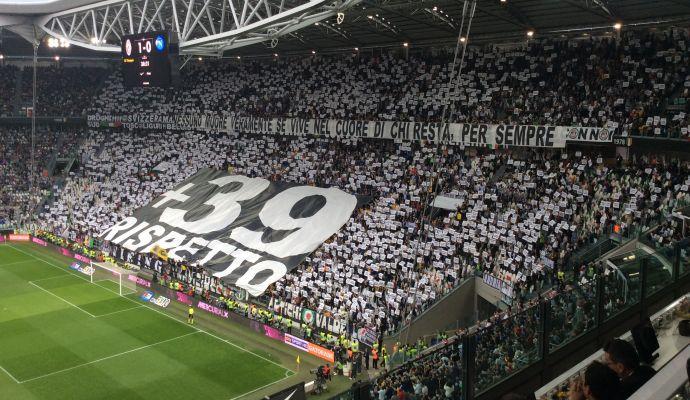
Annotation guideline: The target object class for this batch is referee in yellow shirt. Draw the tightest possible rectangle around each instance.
[187,306,194,325]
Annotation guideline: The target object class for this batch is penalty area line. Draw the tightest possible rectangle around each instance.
[0,364,20,384]
[95,305,144,318]
[28,281,97,318]
[9,244,294,376]
[18,331,201,384]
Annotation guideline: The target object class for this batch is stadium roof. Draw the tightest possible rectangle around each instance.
[257,0,690,55]
[0,0,98,15]
[0,0,689,58]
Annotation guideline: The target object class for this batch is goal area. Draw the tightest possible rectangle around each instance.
[88,261,138,296]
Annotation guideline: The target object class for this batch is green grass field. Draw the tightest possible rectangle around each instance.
[0,242,295,400]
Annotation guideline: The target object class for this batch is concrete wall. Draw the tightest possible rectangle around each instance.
[475,276,507,308]
[386,277,477,345]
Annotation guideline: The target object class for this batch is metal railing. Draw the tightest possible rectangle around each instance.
[328,237,690,400]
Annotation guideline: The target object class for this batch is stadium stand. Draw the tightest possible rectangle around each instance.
[89,29,690,138]
[21,66,109,117]
[36,127,690,339]
[0,28,684,340]
[0,126,84,227]
[0,65,19,117]
[1,24,690,400]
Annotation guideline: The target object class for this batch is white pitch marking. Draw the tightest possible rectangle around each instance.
[0,260,35,268]
[95,305,144,318]
[19,331,200,384]
[0,364,20,384]
[28,281,97,318]
[9,244,295,375]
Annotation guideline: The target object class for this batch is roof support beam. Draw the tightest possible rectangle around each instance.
[365,0,455,36]
[35,0,363,54]
[561,0,611,20]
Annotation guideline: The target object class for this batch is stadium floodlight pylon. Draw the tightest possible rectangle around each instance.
[35,0,363,56]
[89,260,137,296]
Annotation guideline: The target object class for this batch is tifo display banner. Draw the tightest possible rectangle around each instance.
[266,382,306,400]
[111,244,165,273]
[269,297,347,335]
[100,169,358,296]
[88,114,613,147]
[87,114,226,132]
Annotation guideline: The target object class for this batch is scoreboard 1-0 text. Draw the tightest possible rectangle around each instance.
[121,31,171,87]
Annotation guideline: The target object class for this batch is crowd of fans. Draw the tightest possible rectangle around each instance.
[0,126,85,228]
[647,217,686,249]
[88,29,690,138]
[368,257,670,400]
[37,125,690,339]
[22,65,110,117]
[0,26,689,400]
[374,338,463,400]
[0,65,18,117]
[0,127,56,227]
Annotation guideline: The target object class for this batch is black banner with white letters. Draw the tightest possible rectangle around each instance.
[111,244,165,273]
[100,168,359,296]
[88,114,615,147]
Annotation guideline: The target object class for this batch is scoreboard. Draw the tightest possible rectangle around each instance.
[121,31,171,87]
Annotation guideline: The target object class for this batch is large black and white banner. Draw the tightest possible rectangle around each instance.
[99,168,358,296]
[88,114,614,147]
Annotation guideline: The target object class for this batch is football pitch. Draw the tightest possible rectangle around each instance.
[0,242,293,400]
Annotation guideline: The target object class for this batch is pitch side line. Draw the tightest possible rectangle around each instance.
[8,244,295,375]
[19,331,200,384]
[28,281,97,318]
[0,364,20,384]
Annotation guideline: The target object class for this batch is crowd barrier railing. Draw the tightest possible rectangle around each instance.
[327,237,690,400]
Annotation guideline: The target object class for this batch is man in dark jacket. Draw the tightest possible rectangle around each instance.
[603,339,656,399]
[569,361,621,400]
